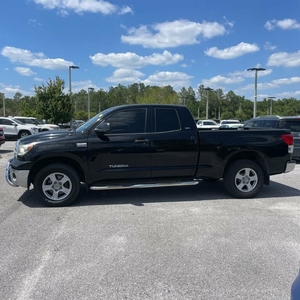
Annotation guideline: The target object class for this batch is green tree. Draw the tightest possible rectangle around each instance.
[19,95,38,117]
[137,85,179,104]
[35,76,73,123]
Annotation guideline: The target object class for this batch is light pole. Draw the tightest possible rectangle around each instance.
[87,87,94,120]
[204,87,213,119]
[267,96,276,115]
[68,65,79,112]
[0,93,4,116]
[247,67,266,118]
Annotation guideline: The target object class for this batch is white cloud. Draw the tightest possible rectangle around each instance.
[121,19,228,48]
[34,77,45,82]
[264,18,300,31]
[272,77,300,85]
[201,75,244,87]
[267,51,300,67]
[223,16,234,28]
[143,71,193,89]
[264,42,277,51]
[14,67,36,76]
[90,50,183,68]
[1,46,74,70]
[105,69,192,88]
[205,42,259,59]
[62,79,99,94]
[32,0,132,15]
[239,76,300,92]
[0,83,30,97]
[106,69,145,83]
[28,19,42,27]
[228,68,272,78]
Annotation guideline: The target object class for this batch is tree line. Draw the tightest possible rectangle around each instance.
[0,76,299,124]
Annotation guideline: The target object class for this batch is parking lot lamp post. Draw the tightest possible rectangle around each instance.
[68,65,79,112]
[0,93,4,116]
[268,97,276,115]
[204,87,213,119]
[87,87,94,120]
[247,67,266,118]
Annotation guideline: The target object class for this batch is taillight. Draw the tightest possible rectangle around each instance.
[281,134,294,154]
[281,134,294,145]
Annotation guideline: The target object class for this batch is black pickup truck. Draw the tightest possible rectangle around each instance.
[6,104,296,206]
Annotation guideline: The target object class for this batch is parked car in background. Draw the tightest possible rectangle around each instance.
[219,124,244,129]
[244,115,300,161]
[220,119,242,127]
[58,120,85,130]
[0,127,5,146]
[0,117,40,139]
[13,117,59,131]
[196,119,220,129]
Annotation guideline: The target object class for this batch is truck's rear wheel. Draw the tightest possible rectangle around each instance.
[34,164,80,206]
[223,159,264,198]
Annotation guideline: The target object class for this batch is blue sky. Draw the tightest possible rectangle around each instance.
[0,0,300,101]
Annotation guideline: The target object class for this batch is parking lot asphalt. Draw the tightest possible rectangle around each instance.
[0,140,300,300]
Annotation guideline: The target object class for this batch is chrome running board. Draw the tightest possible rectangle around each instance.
[90,180,199,191]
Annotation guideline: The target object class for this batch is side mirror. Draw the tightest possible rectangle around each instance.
[95,122,111,134]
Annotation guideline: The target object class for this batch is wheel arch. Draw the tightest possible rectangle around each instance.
[29,156,86,185]
[224,150,270,185]
[18,130,31,138]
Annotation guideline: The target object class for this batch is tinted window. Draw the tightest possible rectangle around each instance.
[278,120,300,132]
[106,109,146,134]
[244,120,254,127]
[155,108,180,132]
[252,120,264,127]
[0,119,14,125]
[203,121,216,125]
[263,120,277,128]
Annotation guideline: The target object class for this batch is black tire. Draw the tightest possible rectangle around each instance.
[34,164,81,206]
[223,159,264,198]
[18,130,31,139]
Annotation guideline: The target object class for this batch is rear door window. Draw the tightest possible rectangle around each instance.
[278,120,300,133]
[263,120,277,128]
[155,108,180,132]
[252,120,264,127]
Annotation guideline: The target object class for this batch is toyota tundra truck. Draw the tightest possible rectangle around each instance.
[6,104,296,206]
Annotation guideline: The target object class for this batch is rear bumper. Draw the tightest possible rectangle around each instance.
[285,160,296,173]
[6,158,29,188]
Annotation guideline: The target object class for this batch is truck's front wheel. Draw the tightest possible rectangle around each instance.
[223,159,264,198]
[34,164,81,206]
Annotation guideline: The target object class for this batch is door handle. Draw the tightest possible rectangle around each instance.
[135,139,150,144]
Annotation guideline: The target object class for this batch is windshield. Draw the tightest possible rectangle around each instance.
[32,118,42,124]
[75,107,117,132]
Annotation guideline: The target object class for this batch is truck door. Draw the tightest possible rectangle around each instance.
[151,107,198,178]
[87,108,152,182]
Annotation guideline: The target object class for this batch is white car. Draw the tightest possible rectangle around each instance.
[0,117,40,139]
[220,119,242,128]
[13,116,59,131]
[196,120,220,129]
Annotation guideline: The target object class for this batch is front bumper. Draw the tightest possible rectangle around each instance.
[6,158,29,188]
[285,160,296,173]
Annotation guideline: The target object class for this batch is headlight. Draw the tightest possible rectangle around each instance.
[31,127,39,132]
[17,142,36,156]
